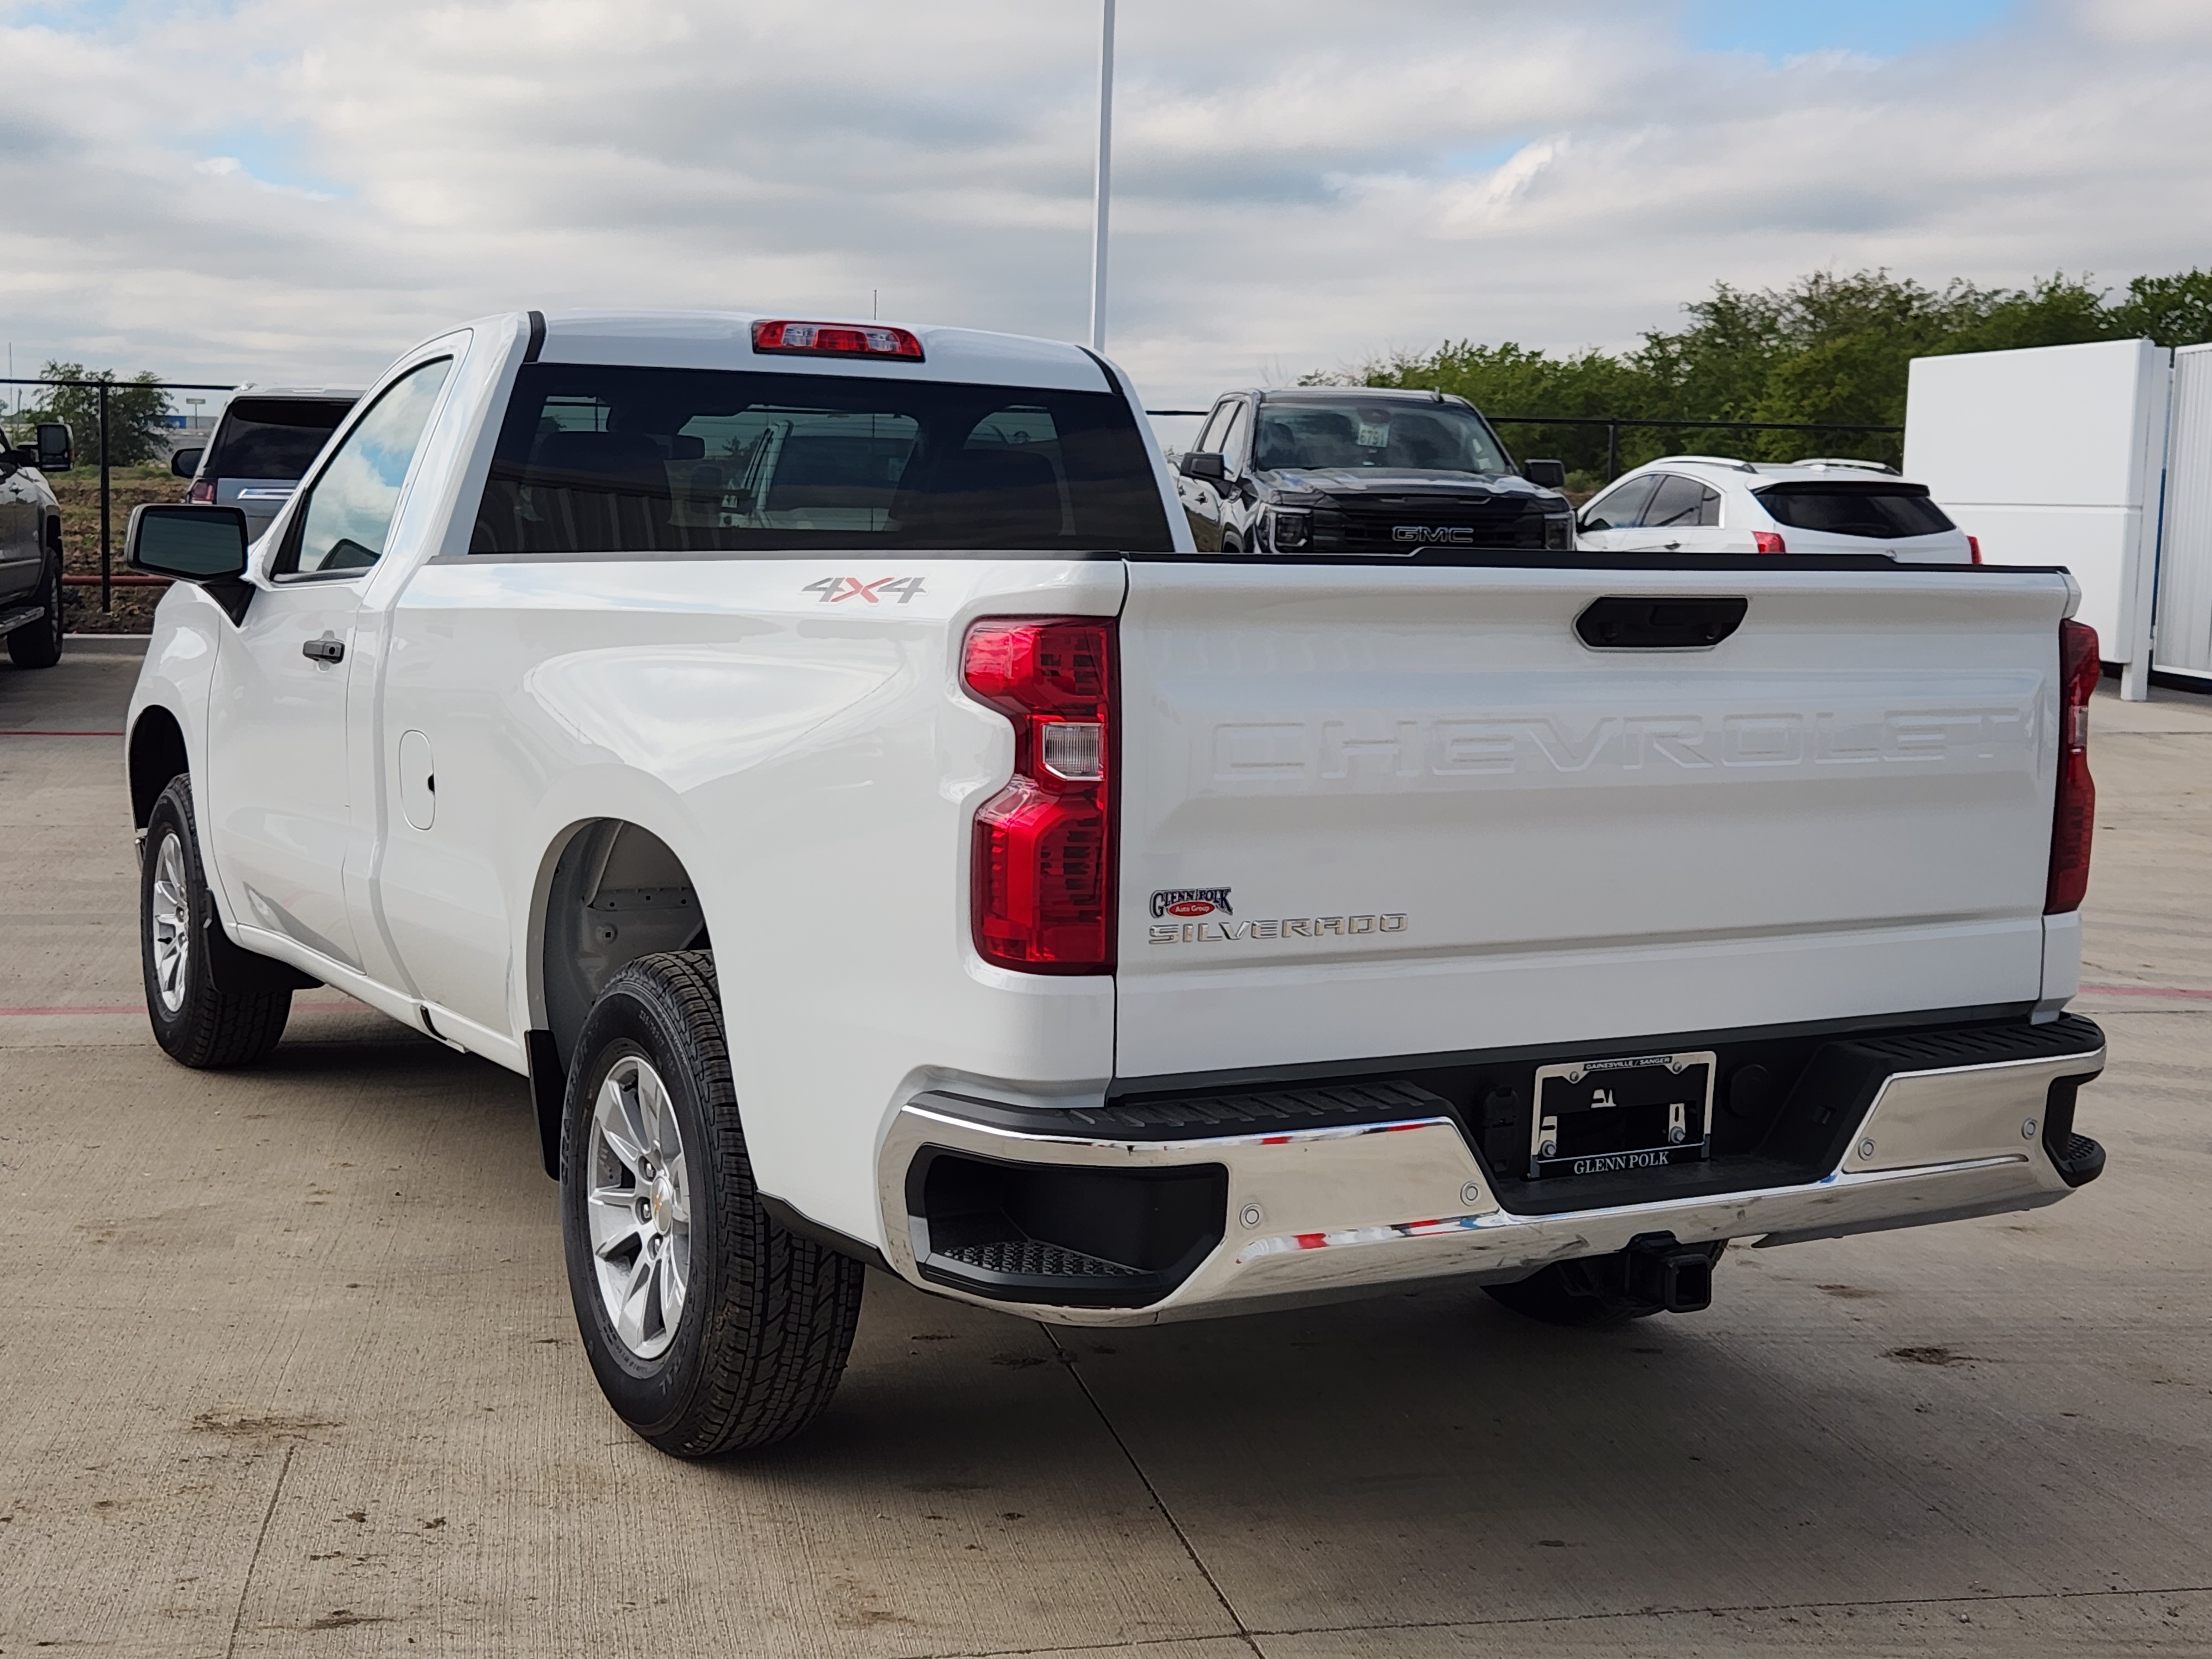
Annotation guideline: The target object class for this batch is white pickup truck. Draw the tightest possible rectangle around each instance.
[123,309,2110,1458]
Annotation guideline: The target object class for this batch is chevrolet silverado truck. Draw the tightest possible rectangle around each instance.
[122,309,2109,1459]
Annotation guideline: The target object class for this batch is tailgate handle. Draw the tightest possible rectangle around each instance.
[1575,596,1746,650]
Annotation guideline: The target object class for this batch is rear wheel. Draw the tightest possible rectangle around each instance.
[140,775,292,1066]
[560,951,864,1457]
[7,551,63,669]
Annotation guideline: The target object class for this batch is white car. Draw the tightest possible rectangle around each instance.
[122,310,2104,1458]
[1577,456,1979,564]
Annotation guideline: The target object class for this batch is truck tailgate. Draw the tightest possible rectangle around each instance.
[1114,562,2069,1079]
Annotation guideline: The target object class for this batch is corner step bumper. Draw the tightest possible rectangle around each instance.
[877,1018,2106,1325]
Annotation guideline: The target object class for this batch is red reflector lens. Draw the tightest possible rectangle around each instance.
[1753,531,1786,555]
[964,618,1117,974]
[751,319,924,361]
[2046,618,2099,915]
[1968,535,1983,565]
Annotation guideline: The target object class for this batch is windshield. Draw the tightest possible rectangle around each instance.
[1253,400,1510,475]
[1755,482,1955,539]
[470,364,1171,554]
[203,397,356,480]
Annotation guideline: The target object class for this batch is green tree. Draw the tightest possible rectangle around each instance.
[23,363,173,467]
[1348,267,2212,482]
[2109,269,2212,348]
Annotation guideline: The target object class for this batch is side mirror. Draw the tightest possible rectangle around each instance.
[127,503,253,621]
[1522,458,1568,490]
[35,422,72,472]
[170,447,204,480]
[1180,451,1228,483]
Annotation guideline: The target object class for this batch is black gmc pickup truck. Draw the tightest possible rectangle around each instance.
[1171,386,1569,556]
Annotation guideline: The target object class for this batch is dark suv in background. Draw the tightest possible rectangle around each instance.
[175,385,362,540]
[0,421,74,669]
[1172,387,1571,556]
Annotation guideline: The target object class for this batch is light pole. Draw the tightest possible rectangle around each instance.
[1089,0,1115,353]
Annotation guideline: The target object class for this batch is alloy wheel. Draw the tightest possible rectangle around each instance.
[149,831,191,1014]
[585,1054,692,1360]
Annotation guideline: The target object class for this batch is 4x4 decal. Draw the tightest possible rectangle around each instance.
[802,575,926,605]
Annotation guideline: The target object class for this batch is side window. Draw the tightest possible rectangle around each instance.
[1698,486,1723,527]
[1580,474,1659,531]
[280,358,453,576]
[1218,400,1253,474]
[1192,401,1235,458]
[1644,473,1707,529]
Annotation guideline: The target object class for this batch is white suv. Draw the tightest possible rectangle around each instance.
[1577,457,1977,564]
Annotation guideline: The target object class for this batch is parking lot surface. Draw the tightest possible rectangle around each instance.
[3,641,2209,1658]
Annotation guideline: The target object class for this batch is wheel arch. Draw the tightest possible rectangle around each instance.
[530,817,711,1078]
[128,705,191,829]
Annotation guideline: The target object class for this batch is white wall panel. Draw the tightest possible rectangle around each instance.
[2153,346,2212,679]
[1906,339,2171,672]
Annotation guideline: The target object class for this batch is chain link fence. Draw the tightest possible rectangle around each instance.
[3,375,234,619]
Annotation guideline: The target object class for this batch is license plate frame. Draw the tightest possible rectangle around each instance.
[1527,1050,1717,1180]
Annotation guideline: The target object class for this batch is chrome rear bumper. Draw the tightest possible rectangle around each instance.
[876,1021,2105,1327]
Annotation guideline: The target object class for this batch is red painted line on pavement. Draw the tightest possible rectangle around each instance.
[0,729,126,737]
[0,997,369,1016]
[0,1005,144,1016]
[2080,983,2212,1000]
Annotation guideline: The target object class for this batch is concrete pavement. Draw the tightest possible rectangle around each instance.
[2,644,2208,1657]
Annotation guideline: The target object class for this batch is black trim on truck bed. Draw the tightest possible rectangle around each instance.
[1126,550,2074,573]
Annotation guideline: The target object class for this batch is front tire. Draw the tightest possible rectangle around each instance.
[7,551,64,669]
[560,951,864,1458]
[140,775,291,1066]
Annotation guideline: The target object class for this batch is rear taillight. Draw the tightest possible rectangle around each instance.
[1752,531,1786,555]
[751,319,924,361]
[963,617,1117,973]
[187,480,214,504]
[2046,618,2099,915]
[1968,535,1983,565]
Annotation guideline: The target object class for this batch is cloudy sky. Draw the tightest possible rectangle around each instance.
[0,0,2208,410]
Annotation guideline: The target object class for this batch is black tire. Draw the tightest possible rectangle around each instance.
[6,550,63,669]
[560,951,864,1458]
[1482,1242,1727,1329]
[140,775,292,1066]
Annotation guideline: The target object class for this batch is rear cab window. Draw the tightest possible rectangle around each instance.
[469,364,1173,554]
[1755,483,1955,539]
[204,397,357,481]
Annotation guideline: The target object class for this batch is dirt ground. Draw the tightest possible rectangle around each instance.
[53,462,176,634]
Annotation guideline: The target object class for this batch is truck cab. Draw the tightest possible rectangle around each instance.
[1173,386,1573,556]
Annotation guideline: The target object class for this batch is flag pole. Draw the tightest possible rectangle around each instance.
[1089,0,1115,353]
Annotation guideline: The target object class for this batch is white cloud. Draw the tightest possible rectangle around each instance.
[0,0,2205,407]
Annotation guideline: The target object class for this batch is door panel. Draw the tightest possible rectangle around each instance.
[0,467,38,600]
[205,586,365,969]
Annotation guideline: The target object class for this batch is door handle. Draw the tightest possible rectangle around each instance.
[1576,596,1748,649]
[302,633,345,664]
